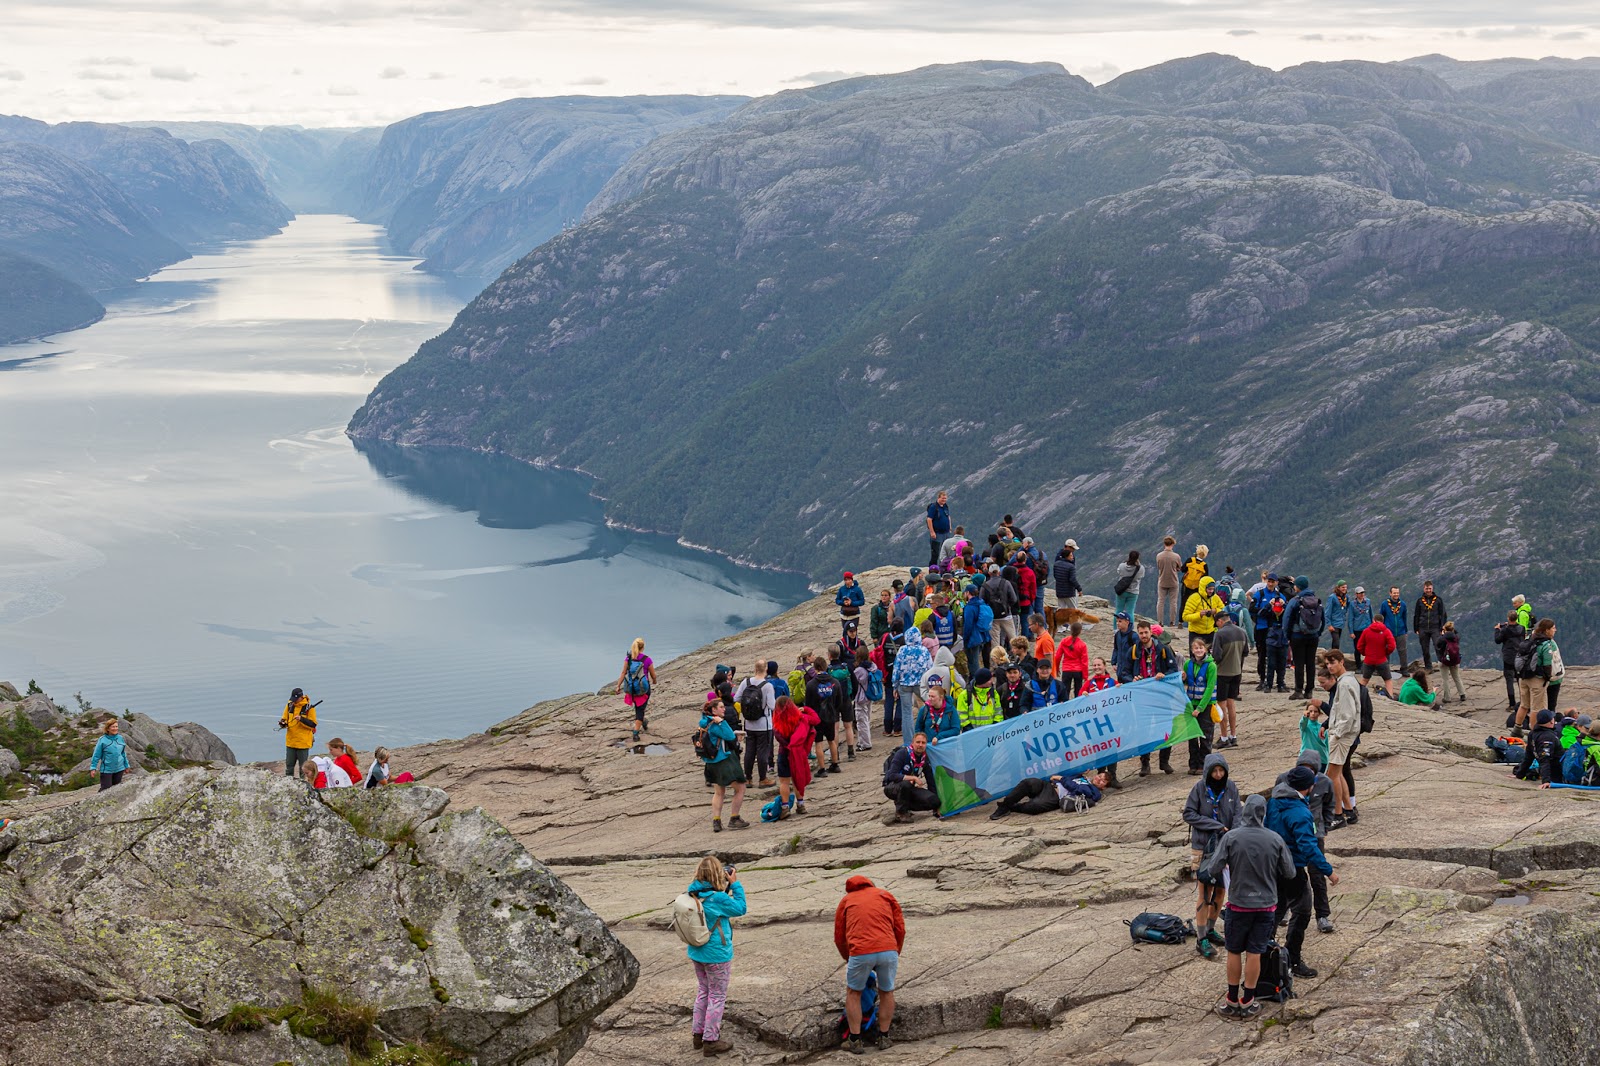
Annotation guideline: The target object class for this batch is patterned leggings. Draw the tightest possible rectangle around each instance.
[693,960,732,1041]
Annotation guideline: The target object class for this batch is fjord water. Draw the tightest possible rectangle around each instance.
[0,216,807,761]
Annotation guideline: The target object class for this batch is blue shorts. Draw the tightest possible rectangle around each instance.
[845,950,898,992]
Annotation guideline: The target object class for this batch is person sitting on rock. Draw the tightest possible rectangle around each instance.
[1515,709,1563,788]
[988,770,1108,818]
[1398,669,1436,706]
[1200,794,1296,1020]
[327,738,362,786]
[882,733,941,824]
[364,746,416,788]
[303,753,352,790]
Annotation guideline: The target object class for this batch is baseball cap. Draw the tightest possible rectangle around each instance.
[1266,572,1277,581]
[1537,709,1556,726]
[1063,539,1079,550]
[1354,586,1366,594]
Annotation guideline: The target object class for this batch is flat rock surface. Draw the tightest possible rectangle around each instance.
[394,567,1600,1064]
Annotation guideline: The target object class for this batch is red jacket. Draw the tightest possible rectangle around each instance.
[1016,565,1037,606]
[1357,624,1396,665]
[1053,636,1089,676]
[834,876,905,959]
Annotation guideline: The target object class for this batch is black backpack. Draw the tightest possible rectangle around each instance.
[1125,912,1192,945]
[1358,683,1376,734]
[1114,571,1136,596]
[1255,941,1296,1002]
[1293,595,1324,636]
[739,680,769,723]
[1514,637,1541,680]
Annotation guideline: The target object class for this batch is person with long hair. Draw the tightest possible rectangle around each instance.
[773,696,820,817]
[617,637,657,741]
[684,855,746,1057]
[1114,549,1145,620]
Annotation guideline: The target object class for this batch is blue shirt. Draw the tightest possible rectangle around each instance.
[91,733,130,774]
[926,500,951,536]
[1379,597,1408,637]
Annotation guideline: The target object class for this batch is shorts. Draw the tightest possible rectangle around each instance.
[845,950,899,992]
[1361,662,1391,682]
[1327,732,1354,767]
[1518,676,1544,711]
[1216,675,1241,701]
[705,756,746,788]
[1224,906,1276,956]
[815,719,837,742]
[776,747,792,779]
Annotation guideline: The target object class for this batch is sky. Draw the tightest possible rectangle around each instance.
[1,1,1598,127]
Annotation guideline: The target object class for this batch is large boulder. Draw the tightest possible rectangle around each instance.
[12,694,62,731]
[0,747,18,777]
[0,681,20,702]
[0,767,637,1065]
[119,711,236,764]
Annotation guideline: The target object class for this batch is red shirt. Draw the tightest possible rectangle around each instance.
[1053,636,1089,676]
[834,876,906,959]
[1357,624,1396,665]
[335,753,361,784]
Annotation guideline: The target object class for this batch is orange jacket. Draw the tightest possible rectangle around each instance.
[834,876,906,959]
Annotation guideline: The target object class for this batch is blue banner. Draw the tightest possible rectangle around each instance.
[924,674,1200,816]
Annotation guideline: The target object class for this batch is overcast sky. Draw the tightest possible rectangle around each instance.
[2,1,1598,127]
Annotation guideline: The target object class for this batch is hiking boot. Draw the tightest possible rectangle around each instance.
[1317,917,1335,934]
[842,1034,866,1055]
[989,807,1008,820]
[727,815,749,830]
[631,728,641,742]
[1511,726,1525,738]
[1276,686,1290,693]
[1215,1000,1244,1019]
[1161,763,1174,774]
[1196,937,1216,959]
[1238,999,1262,1018]
[692,1033,704,1049]
[1138,763,1150,777]
[1187,767,1202,776]
[1290,961,1318,979]
[794,802,807,815]
[828,763,842,774]
[847,745,856,761]
[1344,809,1359,825]
[757,779,776,789]
[703,1038,733,1057]
[1459,695,1467,703]
[1106,775,1123,789]
[712,818,723,833]
[871,1031,894,1050]
[1206,929,1225,947]
[892,812,914,824]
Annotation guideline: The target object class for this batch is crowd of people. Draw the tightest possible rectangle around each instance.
[274,687,412,790]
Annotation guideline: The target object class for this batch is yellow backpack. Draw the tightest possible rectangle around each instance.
[1183,558,1207,589]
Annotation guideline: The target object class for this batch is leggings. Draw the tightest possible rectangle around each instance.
[997,777,1058,815]
[1547,683,1562,714]
[285,746,311,779]
[1061,672,1084,700]
[99,771,125,791]
[630,697,649,730]
[692,960,732,1041]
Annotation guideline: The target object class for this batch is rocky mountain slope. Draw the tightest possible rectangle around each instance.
[0,251,104,344]
[349,56,1600,659]
[381,568,1600,1065]
[356,95,746,278]
[136,120,381,213]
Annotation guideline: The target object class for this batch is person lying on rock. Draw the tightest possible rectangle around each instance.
[1200,794,1296,1020]
[882,732,941,824]
[988,770,1108,819]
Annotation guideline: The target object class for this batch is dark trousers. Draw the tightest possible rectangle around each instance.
[883,688,901,734]
[884,781,940,816]
[1327,628,1343,652]
[928,537,941,567]
[1266,646,1287,688]
[1275,867,1314,965]
[285,746,311,778]
[1503,667,1518,710]
[743,729,773,782]
[98,770,125,791]
[1061,672,1084,700]
[1290,636,1318,694]
[1188,713,1214,770]
[1139,746,1172,772]
[1417,630,1439,669]
[997,777,1058,815]
[1547,683,1562,714]
[1344,736,1359,797]
[969,641,991,669]
[1309,863,1330,919]
[1255,632,1271,680]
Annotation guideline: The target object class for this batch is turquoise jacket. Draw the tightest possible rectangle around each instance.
[91,733,130,774]
[685,879,747,965]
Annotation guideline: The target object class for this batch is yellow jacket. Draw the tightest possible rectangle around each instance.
[1183,590,1227,636]
[280,697,317,749]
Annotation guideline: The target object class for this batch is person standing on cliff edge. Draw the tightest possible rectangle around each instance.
[925,491,950,569]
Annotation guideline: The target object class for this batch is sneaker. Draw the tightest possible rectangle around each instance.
[1215,1000,1244,1019]
[1327,816,1347,831]
[842,1035,866,1055]
[1206,929,1225,947]
[757,779,776,789]
[703,1038,733,1057]
[1317,917,1335,934]
[1239,1000,1262,1018]
[1459,695,1467,703]
[872,1031,894,1050]
[727,815,749,830]
[989,807,1008,820]
[1196,937,1216,959]
[828,763,842,774]
[1276,686,1290,693]
[712,818,723,833]
[1290,961,1318,979]
[1344,809,1359,825]
[847,746,856,761]
[1187,767,1202,776]
[794,802,807,815]
[892,812,914,824]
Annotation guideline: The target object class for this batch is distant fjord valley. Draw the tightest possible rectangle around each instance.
[11,54,1600,657]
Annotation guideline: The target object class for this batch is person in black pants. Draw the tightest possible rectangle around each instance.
[925,491,950,568]
[1494,612,1526,719]
[882,733,941,823]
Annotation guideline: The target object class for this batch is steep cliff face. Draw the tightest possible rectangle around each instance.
[348,57,1600,656]
[357,95,746,278]
[136,121,381,213]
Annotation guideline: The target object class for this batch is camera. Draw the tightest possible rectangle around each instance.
[723,864,736,877]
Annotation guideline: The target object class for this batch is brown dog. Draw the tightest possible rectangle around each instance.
[1045,605,1102,636]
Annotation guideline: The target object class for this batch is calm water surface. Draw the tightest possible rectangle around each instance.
[0,217,807,761]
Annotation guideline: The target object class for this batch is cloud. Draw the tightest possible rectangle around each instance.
[0,69,24,81]
[94,86,125,99]
[483,75,536,89]
[1300,33,1325,40]
[1226,29,1257,36]
[426,71,449,80]
[77,69,126,80]
[150,65,198,81]
[380,65,406,78]
[328,84,361,95]
[573,74,608,85]
[81,55,136,66]
[783,69,867,85]
[1474,25,1544,40]
[204,35,237,46]
[1074,61,1122,82]
[1551,29,1586,40]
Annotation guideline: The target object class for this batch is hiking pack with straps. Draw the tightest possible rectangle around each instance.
[739,680,769,723]
[1255,941,1296,1002]
[1292,594,1324,636]
[1126,912,1192,945]
[1358,682,1376,734]
[670,887,727,947]
[1184,558,1206,588]
[865,666,884,702]
[691,723,726,761]
[1114,570,1136,596]
[1562,741,1600,786]
[623,655,650,697]
[1514,637,1541,680]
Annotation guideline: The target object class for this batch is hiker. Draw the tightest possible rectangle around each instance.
[986,565,1020,646]
[1434,623,1467,703]
[877,625,903,737]
[1083,657,1118,695]
[1182,753,1240,958]
[1182,636,1218,772]
[684,856,746,1057]
[1252,577,1285,691]
[998,663,1031,719]
[1053,622,1089,699]
[773,696,819,817]
[828,650,860,762]
[836,876,905,1053]
[1180,545,1210,618]
[735,662,777,787]
[1349,586,1375,658]
[961,586,994,670]
[1412,581,1447,671]
[925,491,951,569]
[1326,580,1352,652]
[1263,591,1291,694]
[1494,611,1527,720]
[363,747,413,788]
[1113,549,1145,620]
[1514,710,1563,788]
[1398,669,1436,706]
[1013,550,1039,626]
[989,770,1107,818]
[327,738,361,786]
[852,649,878,755]
[1275,750,1337,933]
[869,588,893,644]
[90,718,130,791]
[1318,649,1362,827]
[1029,613,1055,669]
[697,701,748,833]
[1513,619,1556,736]
[806,656,846,775]
[891,580,917,632]
[1537,618,1566,714]
[304,752,352,789]
[834,572,866,637]
[1265,765,1340,979]
[915,683,962,744]
[1211,609,1248,748]
[1112,612,1136,684]
[1030,659,1065,707]
[1281,577,1325,699]
[1154,537,1182,627]
[1052,539,1084,621]
[940,524,970,564]
[617,638,657,742]
[955,668,1003,731]
[836,620,865,666]
[1379,587,1409,670]
[1183,576,1227,648]
[278,686,318,779]
[882,732,941,822]
[1512,594,1534,631]
[1355,614,1398,700]
[1131,621,1179,776]
[1201,794,1296,1019]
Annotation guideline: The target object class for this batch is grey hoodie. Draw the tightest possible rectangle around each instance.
[1275,749,1335,839]
[1201,795,1295,910]
[1182,753,1241,849]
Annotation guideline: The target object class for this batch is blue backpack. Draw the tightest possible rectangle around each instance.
[865,666,885,702]
[1561,741,1600,786]
[623,656,650,697]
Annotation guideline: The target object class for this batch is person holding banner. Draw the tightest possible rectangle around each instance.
[955,668,1004,731]
[1183,753,1240,958]
[1133,621,1180,776]
[882,733,942,823]
[914,684,962,745]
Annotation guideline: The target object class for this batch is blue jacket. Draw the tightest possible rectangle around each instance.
[1251,588,1284,632]
[1379,597,1408,637]
[1265,783,1333,875]
[1052,552,1082,598]
[697,717,738,764]
[684,879,747,965]
[1350,597,1375,631]
[1326,592,1351,631]
[1029,677,1063,710]
[835,583,865,612]
[882,744,932,786]
[91,733,130,774]
[931,608,955,647]
[1279,588,1325,642]
[962,598,993,646]
[915,700,962,743]
[1112,626,1136,683]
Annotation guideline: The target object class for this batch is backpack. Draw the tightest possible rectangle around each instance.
[787,669,809,701]
[1255,941,1296,1002]
[837,971,879,1044]
[1358,683,1376,734]
[623,656,650,697]
[1125,912,1192,945]
[1183,558,1206,589]
[760,795,791,822]
[691,724,723,761]
[865,666,884,702]
[739,680,769,723]
[1114,570,1136,596]
[1514,637,1541,680]
[1292,595,1324,636]
[1561,742,1590,785]
[881,746,904,781]
[1439,634,1461,666]
[670,888,718,947]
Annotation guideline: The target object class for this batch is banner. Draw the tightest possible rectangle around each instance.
[924,674,1201,816]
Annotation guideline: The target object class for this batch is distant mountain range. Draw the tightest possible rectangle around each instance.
[348,55,1600,661]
